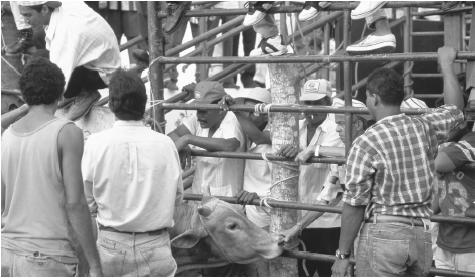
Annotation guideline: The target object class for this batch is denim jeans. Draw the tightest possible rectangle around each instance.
[1,248,78,277]
[355,222,432,276]
[97,229,177,277]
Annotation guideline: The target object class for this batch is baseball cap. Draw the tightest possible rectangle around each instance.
[233,87,271,103]
[332,97,372,120]
[400,97,428,109]
[19,1,62,8]
[300,79,332,101]
[194,81,226,104]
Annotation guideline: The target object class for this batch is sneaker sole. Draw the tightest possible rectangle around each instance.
[243,14,266,26]
[346,43,396,55]
[351,2,387,20]
[299,12,319,22]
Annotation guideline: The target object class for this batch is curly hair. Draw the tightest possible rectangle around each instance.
[366,68,404,106]
[108,69,146,121]
[19,57,65,105]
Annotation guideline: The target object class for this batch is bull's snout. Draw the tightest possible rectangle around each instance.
[254,233,284,260]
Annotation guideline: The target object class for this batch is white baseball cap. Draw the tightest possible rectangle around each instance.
[19,1,62,8]
[234,87,271,103]
[300,79,332,101]
[332,97,372,120]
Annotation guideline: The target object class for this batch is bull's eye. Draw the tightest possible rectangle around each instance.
[227,223,238,230]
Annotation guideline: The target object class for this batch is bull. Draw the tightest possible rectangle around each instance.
[171,196,283,275]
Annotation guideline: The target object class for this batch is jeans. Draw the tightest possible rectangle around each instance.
[355,222,432,276]
[1,248,78,277]
[97,229,177,277]
[434,247,475,273]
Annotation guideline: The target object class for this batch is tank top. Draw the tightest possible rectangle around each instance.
[1,117,78,261]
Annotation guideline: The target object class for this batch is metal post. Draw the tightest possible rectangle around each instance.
[323,22,331,80]
[268,62,300,276]
[147,2,165,133]
[198,16,208,81]
[404,7,413,98]
[343,10,352,156]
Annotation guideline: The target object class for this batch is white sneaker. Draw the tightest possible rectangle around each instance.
[250,35,288,56]
[351,1,387,20]
[243,10,266,26]
[299,6,318,21]
[346,33,396,55]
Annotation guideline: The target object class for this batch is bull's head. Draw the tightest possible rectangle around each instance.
[171,197,283,264]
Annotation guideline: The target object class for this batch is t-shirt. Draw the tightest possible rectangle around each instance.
[436,132,475,253]
[299,117,344,228]
[183,112,246,197]
[244,143,273,228]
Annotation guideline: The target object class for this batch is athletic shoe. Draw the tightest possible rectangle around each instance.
[250,35,288,56]
[298,1,331,22]
[243,9,266,26]
[346,33,396,55]
[351,1,387,20]
[65,90,101,121]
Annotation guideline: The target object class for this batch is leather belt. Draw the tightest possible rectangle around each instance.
[366,215,425,227]
[98,224,165,236]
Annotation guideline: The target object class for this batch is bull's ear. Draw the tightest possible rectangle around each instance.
[171,228,207,249]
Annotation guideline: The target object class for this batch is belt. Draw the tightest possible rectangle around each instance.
[98,224,165,236]
[366,215,426,227]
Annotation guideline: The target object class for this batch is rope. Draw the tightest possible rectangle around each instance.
[299,239,311,277]
[1,55,21,76]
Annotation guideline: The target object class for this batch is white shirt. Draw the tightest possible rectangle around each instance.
[244,143,273,228]
[82,121,183,232]
[299,117,343,228]
[183,112,246,197]
[45,2,121,88]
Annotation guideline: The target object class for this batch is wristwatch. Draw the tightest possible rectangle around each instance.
[335,249,351,260]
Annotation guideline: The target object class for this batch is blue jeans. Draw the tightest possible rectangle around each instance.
[1,248,78,277]
[97,229,177,277]
[355,222,432,276]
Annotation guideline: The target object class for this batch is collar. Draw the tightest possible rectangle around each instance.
[44,7,60,43]
[374,113,405,125]
[113,120,144,127]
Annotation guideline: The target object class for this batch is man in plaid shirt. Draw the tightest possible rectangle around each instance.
[332,47,465,277]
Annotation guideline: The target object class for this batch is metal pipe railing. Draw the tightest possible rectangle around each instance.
[416,6,473,17]
[410,31,445,36]
[160,103,435,115]
[156,51,475,64]
[183,193,475,226]
[184,2,443,17]
[119,35,144,52]
[190,150,346,165]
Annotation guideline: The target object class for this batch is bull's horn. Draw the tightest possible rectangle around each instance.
[197,206,212,217]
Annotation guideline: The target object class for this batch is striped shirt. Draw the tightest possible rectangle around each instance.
[343,105,464,219]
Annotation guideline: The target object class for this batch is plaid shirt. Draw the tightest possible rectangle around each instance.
[343,105,464,219]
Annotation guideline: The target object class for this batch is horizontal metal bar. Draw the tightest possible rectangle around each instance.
[412,73,442,78]
[165,15,244,57]
[413,94,443,99]
[157,51,475,64]
[160,102,432,115]
[119,35,144,52]
[415,6,473,17]
[190,150,346,165]
[184,2,443,17]
[410,31,444,36]
[183,194,475,226]
[281,251,475,277]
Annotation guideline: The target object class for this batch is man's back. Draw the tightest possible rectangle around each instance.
[82,121,183,232]
[345,105,464,218]
[1,117,77,259]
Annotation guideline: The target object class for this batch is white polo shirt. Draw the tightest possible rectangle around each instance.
[183,112,246,197]
[299,116,343,228]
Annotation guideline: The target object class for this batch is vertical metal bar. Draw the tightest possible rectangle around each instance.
[343,10,352,156]
[147,2,165,133]
[403,7,413,97]
[280,2,289,44]
[198,16,209,81]
[323,22,331,80]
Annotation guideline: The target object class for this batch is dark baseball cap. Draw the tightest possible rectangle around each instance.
[194,81,226,104]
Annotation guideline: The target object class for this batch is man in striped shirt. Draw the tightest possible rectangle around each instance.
[332,46,465,277]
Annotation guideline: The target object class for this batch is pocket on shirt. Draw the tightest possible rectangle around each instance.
[209,183,233,197]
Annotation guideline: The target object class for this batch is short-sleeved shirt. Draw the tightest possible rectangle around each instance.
[436,132,475,253]
[299,117,344,228]
[343,105,464,219]
[183,112,246,197]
